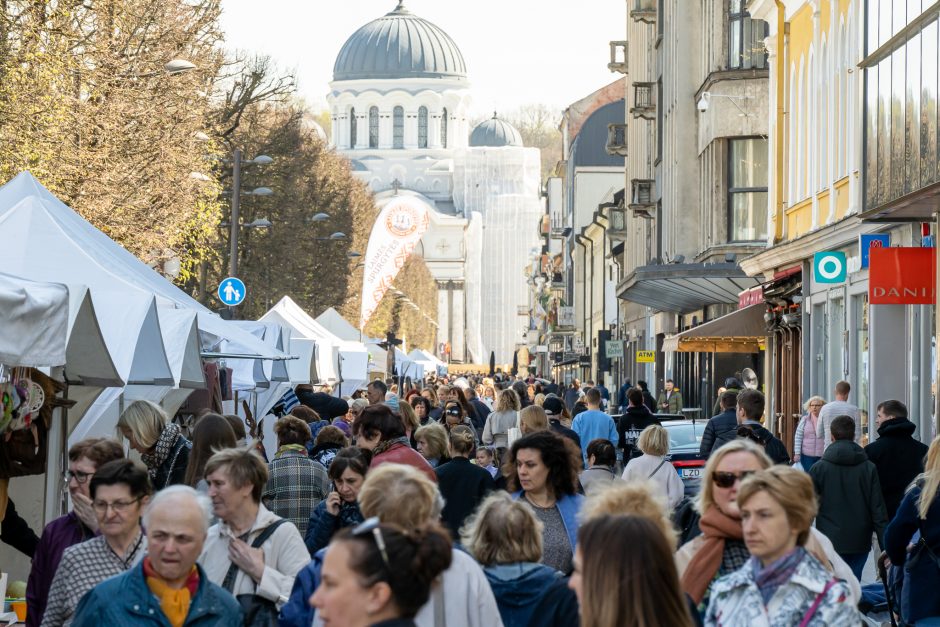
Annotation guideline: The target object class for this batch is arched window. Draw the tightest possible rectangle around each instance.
[441,107,448,148]
[393,106,404,149]
[369,106,379,148]
[350,107,357,147]
[418,106,428,148]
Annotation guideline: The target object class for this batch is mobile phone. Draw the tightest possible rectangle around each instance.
[329,481,336,493]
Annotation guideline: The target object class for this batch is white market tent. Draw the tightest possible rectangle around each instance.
[0,273,69,368]
[407,348,447,377]
[262,297,370,396]
[315,307,386,378]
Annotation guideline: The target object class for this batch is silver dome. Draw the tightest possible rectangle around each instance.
[469,114,523,147]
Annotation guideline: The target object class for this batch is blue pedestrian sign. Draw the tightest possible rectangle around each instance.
[813,252,847,284]
[218,277,246,306]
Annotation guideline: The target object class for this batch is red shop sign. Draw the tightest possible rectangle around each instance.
[869,247,936,305]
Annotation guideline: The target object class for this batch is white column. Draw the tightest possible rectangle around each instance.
[354,112,368,150]
[405,109,419,149]
[429,111,442,149]
[380,109,393,149]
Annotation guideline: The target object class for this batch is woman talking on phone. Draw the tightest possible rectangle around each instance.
[304,447,369,556]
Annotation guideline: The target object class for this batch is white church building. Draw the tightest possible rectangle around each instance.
[328,1,543,365]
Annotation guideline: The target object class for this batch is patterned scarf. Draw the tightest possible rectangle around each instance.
[680,505,744,605]
[751,546,806,604]
[143,556,199,627]
[141,422,182,482]
[276,444,307,457]
[372,436,410,457]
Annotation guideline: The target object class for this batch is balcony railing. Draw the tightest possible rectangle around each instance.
[606,124,628,157]
[631,0,656,23]
[629,179,655,219]
[608,41,628,74]
[631,82,656,119]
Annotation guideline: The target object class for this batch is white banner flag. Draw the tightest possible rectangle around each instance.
[359,196,431,329]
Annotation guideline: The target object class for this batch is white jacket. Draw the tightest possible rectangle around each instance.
[622,454,685,510]
[199,504,309,608]
[313,548,504,627]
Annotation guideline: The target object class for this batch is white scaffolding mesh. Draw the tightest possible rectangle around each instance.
[454,146,543,364]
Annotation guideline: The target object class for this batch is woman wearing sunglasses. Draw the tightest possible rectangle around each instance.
[675,440,858,621]
[704,467,859,625]
[310,519,452,627]
[42,459,151,626]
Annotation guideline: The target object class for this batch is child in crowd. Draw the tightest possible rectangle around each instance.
[475,446,499,479]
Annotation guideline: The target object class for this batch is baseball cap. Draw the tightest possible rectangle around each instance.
[542,397,563,417]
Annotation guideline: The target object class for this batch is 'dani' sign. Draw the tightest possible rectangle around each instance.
[359,196,431,328]
[869,247,936,305]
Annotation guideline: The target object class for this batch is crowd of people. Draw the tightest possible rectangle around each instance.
[7,371,940,627]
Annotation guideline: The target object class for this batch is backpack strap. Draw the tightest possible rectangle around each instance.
[221,518,289,592]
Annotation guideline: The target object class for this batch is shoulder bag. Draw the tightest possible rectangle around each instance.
[797,579,837,627]
[222,518,289,627]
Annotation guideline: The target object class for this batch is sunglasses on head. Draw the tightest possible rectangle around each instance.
[446,407,461,416]
[351,517,390,569]
[711,470,756,488]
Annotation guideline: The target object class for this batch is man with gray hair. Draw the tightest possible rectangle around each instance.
[71,486,242,626]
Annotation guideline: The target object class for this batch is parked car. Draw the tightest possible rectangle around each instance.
[662,418,707,497]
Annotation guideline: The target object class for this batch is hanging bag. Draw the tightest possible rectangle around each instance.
[797,579,837,627]
[222,519,289,627]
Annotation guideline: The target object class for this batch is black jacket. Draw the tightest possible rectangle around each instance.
[296,390,349,421]
[738,421,790,465]
[810,439,888,554]
[865,417,930,519]
[700,409,738,458]
[153,436,191,490]
[617,406,660,458]
[435,457,495,538]
[469,399,490,431]
[641,390,657,414]
[549,419,581,448]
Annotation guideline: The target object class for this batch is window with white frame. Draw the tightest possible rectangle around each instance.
[369,106,379,148]
[728,138,768,241]
[728,0,769,69]
[393,106,404,149]
[441,107,449,148]
[350,107,357,147]
[418,106,428,148]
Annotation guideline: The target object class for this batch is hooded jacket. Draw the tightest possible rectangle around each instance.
[809,439,888,554]
[616,406,660,458]
[484,563,565,627]
[864,417,930,518]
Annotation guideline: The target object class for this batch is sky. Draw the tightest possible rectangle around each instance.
[219,0,626,118]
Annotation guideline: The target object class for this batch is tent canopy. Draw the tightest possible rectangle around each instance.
[661,304,768,353]
[0,273,69,367]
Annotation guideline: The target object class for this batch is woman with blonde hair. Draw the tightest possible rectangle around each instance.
[885,434,940,623]
[794,395,826,471]
[414,422,450,469]
[518,405,549,435]
[621,424,684,510]
[580,481,677,550]
[462,492,579,627]
[705,466,859,625]
[117,399,191,490]
[398,400,420,439]
[570,515,693,627]
[676,439,859,620]
[482,388,520,449]
[435,425,495,537]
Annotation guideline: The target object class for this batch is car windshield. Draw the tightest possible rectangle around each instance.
[665,423,700,449]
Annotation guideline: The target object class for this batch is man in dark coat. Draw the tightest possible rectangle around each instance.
[295,384,349,421]
[636,381,657,414]
[810,415,888,580]
[562,380,581,412]
[713,377,743,415]
[617,388,660,461]
[865,399,930,519]
[542,397,581,448]
[700,390,740,458]
[735,389,790,465]
[617,379,632,413]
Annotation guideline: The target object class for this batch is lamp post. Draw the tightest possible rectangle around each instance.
[228,149,273,277]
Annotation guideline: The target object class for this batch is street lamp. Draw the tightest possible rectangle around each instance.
[310,212,330,222]
[315,232,346,241]
[347,251,362,259]
[164,59,197,75]
[228,149,273,278]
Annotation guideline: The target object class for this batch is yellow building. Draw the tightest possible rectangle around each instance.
[746,0,933,444]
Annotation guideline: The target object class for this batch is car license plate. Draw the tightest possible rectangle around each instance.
[680,467,702,479]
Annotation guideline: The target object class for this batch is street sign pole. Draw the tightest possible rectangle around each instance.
[228,149,242,318]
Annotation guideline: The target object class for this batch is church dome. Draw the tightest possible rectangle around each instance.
[333,2,468,82]
[469,114,523,147]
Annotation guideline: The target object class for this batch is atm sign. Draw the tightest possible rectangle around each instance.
[637,350,655,363]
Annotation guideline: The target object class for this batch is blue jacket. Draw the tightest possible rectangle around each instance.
[279,549,325,627]
[71,562,242,627]
[484,563,565,627]
[570,409,618,463]
[304,499,364,556]
[511,491,584,552]
[885,483,940,623]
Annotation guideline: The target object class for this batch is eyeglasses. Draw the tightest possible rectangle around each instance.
[809,403,824,408]
[712,470,756,488]
[352,517,390,569]
[92,497,141,514]
[65,469,94,484]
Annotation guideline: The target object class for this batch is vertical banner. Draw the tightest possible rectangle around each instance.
[359,196,431,329]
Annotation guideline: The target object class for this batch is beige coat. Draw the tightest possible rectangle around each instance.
[674,526,861,605]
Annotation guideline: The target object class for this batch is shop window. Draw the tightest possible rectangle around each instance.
[393,106,404,149]
[728,0,769,70]
[728,138,768,241]
[350,107,357,147]
[418,106,428,148]
[369,106,379,148]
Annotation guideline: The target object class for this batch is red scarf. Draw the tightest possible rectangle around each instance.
[680,506,743,604]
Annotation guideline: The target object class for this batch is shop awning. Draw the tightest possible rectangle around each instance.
[617,262,761,313]
[662,304,768,353]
